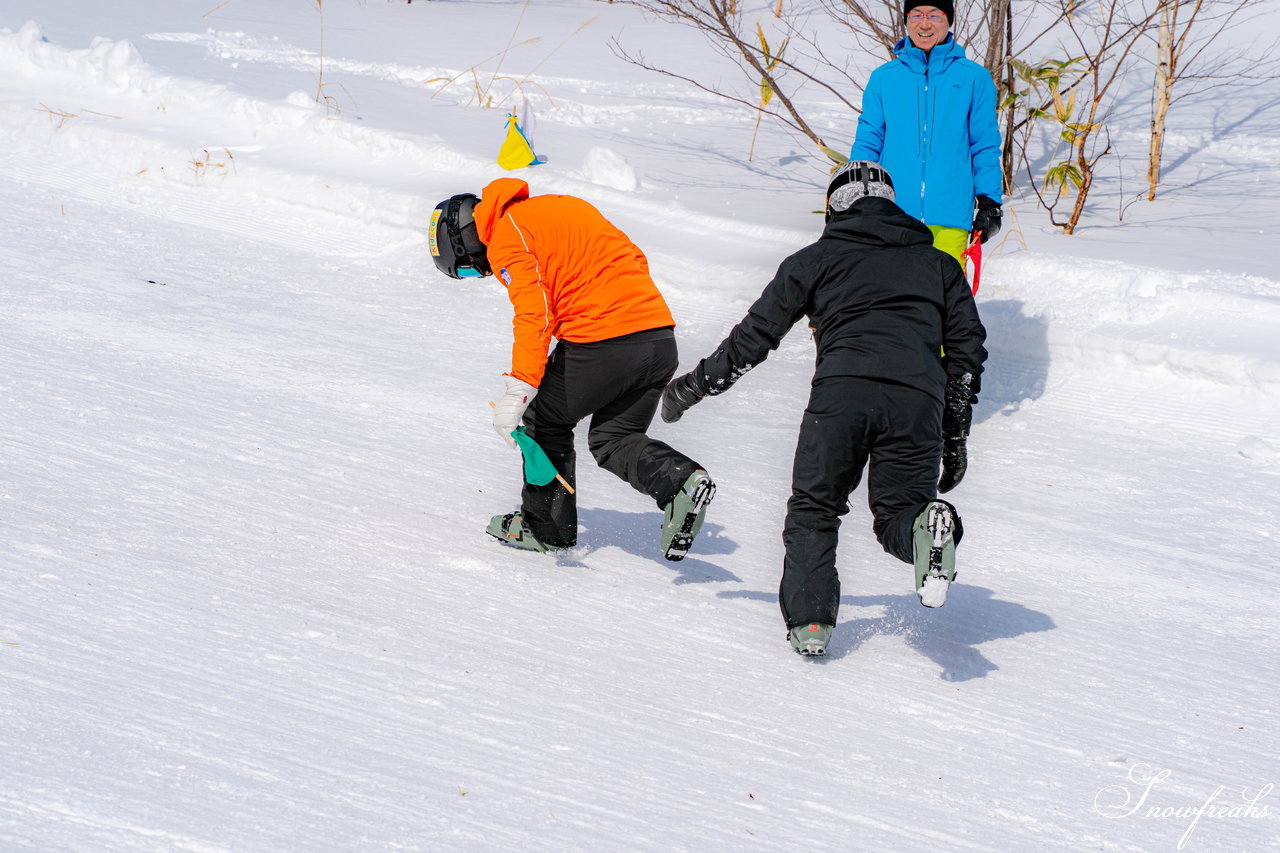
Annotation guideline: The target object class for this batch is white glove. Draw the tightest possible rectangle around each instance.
[493,376,538,449]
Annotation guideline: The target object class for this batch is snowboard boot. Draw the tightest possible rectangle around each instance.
[660,469,716,561]
[486,512,559,553]
[912,500,958,608]
[788,623,833,656]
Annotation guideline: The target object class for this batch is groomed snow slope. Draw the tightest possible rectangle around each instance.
[2,3,1277,851]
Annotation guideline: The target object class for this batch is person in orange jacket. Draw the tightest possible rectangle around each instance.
[430,179,715,560]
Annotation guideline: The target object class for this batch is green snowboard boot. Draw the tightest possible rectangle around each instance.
[788,623,833,656]
[912,500,958,608]
[487,512,559,553]
[660,469,716,561]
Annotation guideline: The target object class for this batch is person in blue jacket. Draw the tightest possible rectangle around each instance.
[849,0,1003,263]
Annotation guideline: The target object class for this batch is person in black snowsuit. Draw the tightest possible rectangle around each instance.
[660,161,988,656]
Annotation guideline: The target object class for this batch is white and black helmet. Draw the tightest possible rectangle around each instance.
[429,193,492,279]
[826,161,894,221]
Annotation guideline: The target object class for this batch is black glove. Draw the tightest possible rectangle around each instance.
[938,375,975,493]
[938,437,967,494]
[661,370,708,423]
[972,195,1002,244]
[941,376,975,437]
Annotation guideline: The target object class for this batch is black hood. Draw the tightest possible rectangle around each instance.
[696,192,987,406]
[822,197,935,249]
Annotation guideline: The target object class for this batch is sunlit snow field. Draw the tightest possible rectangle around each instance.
[1,2,1277,850]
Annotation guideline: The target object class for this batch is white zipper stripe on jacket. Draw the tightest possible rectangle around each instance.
[505,212,551,338]
[920,61,930,214]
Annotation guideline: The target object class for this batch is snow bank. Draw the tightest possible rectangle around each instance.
[985,255,1280,395]
[0,23,486,256]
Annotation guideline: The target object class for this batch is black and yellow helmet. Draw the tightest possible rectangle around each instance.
[429,193,492,279]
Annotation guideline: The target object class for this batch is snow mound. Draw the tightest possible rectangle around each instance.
[1236,435,1278,461]
[581,146,639,191]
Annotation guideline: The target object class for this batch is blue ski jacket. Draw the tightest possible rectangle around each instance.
[849,35,1002,231]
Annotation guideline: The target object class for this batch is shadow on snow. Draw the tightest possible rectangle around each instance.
[573,506,741,585]
[718,584,1055,681]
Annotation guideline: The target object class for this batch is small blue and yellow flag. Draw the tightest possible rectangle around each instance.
[497,113,541,171]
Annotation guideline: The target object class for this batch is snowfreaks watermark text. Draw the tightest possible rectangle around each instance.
[1093,764,1273,849]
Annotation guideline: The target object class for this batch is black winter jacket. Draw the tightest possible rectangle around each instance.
[700,197,987,403]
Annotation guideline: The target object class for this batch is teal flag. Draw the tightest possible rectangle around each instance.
[512,426,573,492]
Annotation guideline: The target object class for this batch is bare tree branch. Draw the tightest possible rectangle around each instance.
[605,0,850,159]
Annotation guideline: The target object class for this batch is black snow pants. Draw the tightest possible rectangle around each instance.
[779,376,945,629]
[521,327,703,549]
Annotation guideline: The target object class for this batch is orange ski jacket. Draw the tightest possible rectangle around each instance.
[473,178,675,387]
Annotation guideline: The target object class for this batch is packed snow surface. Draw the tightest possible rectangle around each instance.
[1,1,1277,851]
